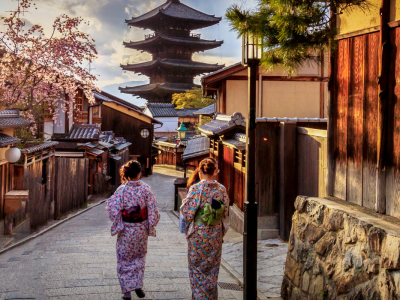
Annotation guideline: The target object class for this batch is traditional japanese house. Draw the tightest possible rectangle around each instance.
[45,89,161,176]
[193,104,216,124]
[154,137,185,170]
[0,110,31,239]
[199,112,327,240]
[144,103,199,138]
[182,136,210,172]
[10,141,58,233]
[120,0,224,103]
[326,0,400,217]
[202,61,328,119]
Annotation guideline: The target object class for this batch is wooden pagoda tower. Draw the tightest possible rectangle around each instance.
[120,0,224,103]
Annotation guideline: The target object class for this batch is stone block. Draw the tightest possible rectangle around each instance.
[285,255,301,287]
[292,214,308,242]
[309,275,324,297]
[281,276,292,300]
[306,200,325,225]
[301,272,310,292]
[343,248,363,271]
[308,223,326,245]
[366,258,380,275]
[323,209,344,232]
[381,235,400,270]
[294,196,308,213]
[368,227,386,256]
[336,272,355,295]
[378,269,395,299]
[315,232,336,256]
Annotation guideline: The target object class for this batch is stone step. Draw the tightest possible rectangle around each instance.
[0,236,14,249]
[257,229,279,240]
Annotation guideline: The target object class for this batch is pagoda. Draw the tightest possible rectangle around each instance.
[120,0,224,103]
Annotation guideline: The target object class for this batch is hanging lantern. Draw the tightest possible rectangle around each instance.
[5,147,21,163]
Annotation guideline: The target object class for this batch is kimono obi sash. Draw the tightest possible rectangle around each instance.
[194,199,224,226]
[122,205,148,223]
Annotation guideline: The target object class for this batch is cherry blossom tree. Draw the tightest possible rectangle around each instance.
[0,0,98,137]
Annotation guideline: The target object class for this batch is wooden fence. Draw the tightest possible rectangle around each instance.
[54,157,88,219]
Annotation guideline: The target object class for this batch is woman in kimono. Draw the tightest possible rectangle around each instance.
[106,160,160,299]
[180,158,230,300]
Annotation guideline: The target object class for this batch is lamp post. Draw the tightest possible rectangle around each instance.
[177,122,188,147]
[242,32,262,300]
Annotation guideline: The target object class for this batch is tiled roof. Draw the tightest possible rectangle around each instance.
[183,136,210,160]
[146,103,178,117]
[124,33,223,52]
[221,133,246,151]
[121,59,224,74]
[120,83,200,95]
[175,107,201,117]
[69,124,100,140]
[0,133,20,147]
[126,0,221,30]
[93,91,141,111]
[0,110,31,129]
[193,104,215,115]
[0,109,19,116]
[20,141,59,154]
[202,62,245,80]
[199,112,246,136]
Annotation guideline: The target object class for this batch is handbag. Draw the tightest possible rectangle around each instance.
[179,212,187,234]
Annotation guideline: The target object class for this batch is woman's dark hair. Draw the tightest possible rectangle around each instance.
[120,160,142,182]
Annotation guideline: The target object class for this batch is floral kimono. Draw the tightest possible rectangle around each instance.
[106,180,160,294]
[180,180,230,300]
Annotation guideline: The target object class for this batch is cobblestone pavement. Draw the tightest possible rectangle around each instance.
[0,166,242,300]
[222,230,287,299]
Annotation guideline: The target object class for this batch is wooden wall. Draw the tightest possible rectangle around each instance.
[54,157,88,219]
[110,148,130,189]
[101,105,154,176]
[12,155,56,231]
[330,28,400,217]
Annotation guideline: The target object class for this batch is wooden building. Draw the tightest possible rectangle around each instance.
[11,142,58,233]
[199,112,327,240]
[120,0,224,103]
[45,90,161,176]
[327,0,400,218]
[0,110,31,238]
[154,138,185,170]
[182,136,210,171]
[144,103,199,138]
[193,104,215,124]
[202,61,328,119]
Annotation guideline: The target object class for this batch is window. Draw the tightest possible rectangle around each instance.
[141,129,150,139]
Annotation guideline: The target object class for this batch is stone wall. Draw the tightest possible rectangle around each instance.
[281,196,400,300]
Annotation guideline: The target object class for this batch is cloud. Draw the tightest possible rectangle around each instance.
[2,0,258,97]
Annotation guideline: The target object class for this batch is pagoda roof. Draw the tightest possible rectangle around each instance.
[123,33,223,52]
[121,58,224,75]
[126,0,221,30]
[120,82,200,96]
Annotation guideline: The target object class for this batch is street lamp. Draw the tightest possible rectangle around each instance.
[242,32,263,300]
[177,122,188,147]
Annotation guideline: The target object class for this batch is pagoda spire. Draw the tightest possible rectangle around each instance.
[120,0,224,103]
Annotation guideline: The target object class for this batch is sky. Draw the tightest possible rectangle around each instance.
[1,0,257,106]
[0,0,257,105]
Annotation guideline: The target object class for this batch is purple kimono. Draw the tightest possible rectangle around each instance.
[106,180,160,294]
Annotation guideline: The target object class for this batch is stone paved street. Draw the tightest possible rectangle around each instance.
[0,166,242,300]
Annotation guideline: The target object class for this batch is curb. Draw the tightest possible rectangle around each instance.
[167,209,269,300]
[0,200,107,255]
